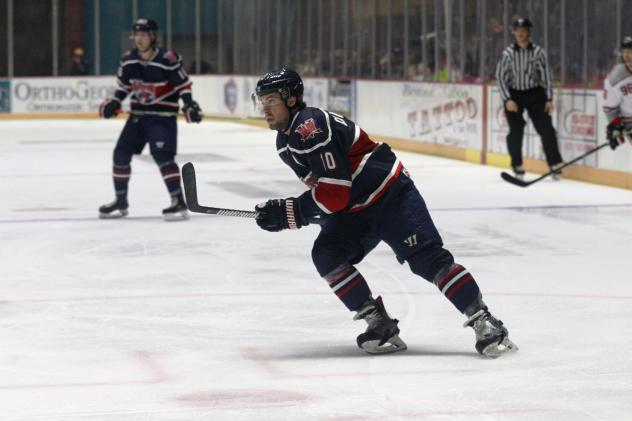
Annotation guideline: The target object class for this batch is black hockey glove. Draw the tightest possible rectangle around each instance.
[255,198,306,232]
[607,117,625,150]
[99,99,121,119]
[183,101,203,123]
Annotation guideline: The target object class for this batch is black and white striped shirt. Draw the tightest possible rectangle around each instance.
[496,42,553,102]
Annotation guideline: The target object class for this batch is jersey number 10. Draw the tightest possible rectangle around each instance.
[320,151,337,170]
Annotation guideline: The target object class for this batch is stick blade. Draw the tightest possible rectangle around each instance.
[500,171,530,187]
[181,162,199,208]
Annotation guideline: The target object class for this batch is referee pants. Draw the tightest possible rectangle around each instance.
[504,87,563,168]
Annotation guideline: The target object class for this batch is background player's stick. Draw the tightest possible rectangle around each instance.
[182,162,257,218]
[120,110,262,121]
[500,142,612,187]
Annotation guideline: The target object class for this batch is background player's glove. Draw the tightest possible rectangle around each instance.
[183,101,203,123]
[255,198,305,232]
[99,99,121,119]
[607,117,625,150]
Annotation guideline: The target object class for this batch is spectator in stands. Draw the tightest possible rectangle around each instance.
[69,48,89,76]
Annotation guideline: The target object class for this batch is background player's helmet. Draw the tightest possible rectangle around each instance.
[255,68,306,110]
[132,18,159,45]
[512,17,533,30]
[621,36,632,50]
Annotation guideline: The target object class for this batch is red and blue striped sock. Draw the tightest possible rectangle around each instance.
[159,161,182,196]
[325,265,372,311]
[112,164,131,196]
[434,263,480,313]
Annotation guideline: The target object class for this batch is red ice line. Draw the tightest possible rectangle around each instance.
[0,350,169,390]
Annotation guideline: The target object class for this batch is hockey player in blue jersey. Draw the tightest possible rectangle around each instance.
[253,68,517,357]
[98,18,202,221]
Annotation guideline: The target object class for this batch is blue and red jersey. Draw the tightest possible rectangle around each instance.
[276,107,403,219]
[113,48,192,115]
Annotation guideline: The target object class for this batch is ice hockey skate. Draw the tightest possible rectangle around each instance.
[99,195,129,219]
[162,195,189,221]
[353,296,407,355]
[512,165,525,181]
[550,162,564,181]
[464,307,517,358]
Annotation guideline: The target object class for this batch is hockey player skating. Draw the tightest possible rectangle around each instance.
[603,36,632,151]
[98,18,202,221]
[252,68,517,357]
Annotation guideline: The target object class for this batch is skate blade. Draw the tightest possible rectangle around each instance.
[360,335,408,355]
[99,209,128,219]
[480,337,518,359]
[163,210,189,222]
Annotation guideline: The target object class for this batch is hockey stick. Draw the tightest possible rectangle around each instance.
[181,162,258,218]
[182,162,325,225]
[500,142,611,187]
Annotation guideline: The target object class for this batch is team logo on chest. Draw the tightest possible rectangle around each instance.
[131,80,157,104]
[295,118,322,141]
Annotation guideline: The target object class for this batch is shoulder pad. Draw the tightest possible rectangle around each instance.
[607,64,631,86]
[162,50,181,64]
[121,50,134,60]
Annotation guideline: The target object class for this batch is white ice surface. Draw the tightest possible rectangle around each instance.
[1,119,632,421]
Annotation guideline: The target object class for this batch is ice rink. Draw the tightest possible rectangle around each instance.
[1,118,632,421]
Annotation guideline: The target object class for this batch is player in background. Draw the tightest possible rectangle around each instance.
[98,18,202,221]
[252,68,517,358]
[496,17,564,180]
[603,36,632,150]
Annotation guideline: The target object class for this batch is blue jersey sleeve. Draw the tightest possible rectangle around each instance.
[113,51,133,102]
[162,50,193,104]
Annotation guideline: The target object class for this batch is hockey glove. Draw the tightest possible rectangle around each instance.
[183,101,203,123]
[255,198,306,232]
[99,99,121,119]
[607,117,625,150]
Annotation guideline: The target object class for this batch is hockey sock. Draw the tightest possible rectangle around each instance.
[433,263,481,313]
[158,161,182,196]
[112,164,131,196]
[324,265,372,311]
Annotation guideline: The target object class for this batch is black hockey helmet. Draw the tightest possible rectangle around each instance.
[512,17,533,30]
[255,67,305,110]
[132,18,158,45]
[132,18,158,33]
[621,36,632,50]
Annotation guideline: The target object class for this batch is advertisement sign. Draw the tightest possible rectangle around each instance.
[10,77,118,113]
[0,80,10,113]
[356,80,484,150]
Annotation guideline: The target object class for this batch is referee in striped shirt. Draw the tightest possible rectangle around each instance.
[496,17,563,180]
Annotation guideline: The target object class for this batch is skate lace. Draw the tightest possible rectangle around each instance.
[353,304,384,328]
[463,309,501,328]
[363,310,384,329]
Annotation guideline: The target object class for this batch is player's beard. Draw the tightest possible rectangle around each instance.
[266,113,290,131]
[269,118,288,131]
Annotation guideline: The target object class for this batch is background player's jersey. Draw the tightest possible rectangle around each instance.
[113,48,192,116]
[276,107,403,219]
[603,63,632,127]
